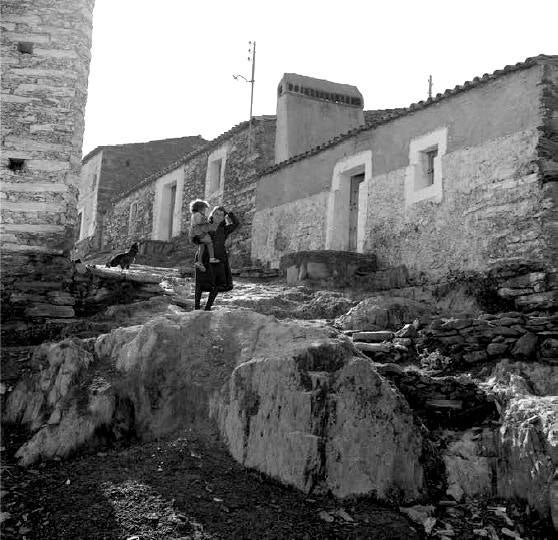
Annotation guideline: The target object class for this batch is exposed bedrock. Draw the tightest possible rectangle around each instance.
[3,308,426,503]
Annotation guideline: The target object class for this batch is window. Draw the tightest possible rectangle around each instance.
[8,158,25,172]
[405,128,447,206]
[208,159,222,194]
[204,146,228,200]
[418,147,438,190]
[17,42,33,54]
[129,202,138,222]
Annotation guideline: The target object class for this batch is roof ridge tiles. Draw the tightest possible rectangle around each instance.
[258,53,556,177]
[113,115,278,201]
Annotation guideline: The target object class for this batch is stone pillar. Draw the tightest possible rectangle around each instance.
[1,0,95,326]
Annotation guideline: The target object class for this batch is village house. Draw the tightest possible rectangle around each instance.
[250,56,557,304]
[97,115,277,267]
[75,135,206,257]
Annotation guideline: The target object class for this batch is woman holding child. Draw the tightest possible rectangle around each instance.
[189,200,239,311]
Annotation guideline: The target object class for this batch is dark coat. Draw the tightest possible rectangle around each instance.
[194,212,239,292]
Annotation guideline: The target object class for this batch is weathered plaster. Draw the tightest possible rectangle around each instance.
[77,149,101,240]
[251,192,329,268]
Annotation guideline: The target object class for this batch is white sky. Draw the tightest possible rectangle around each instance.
[82,0,558,155]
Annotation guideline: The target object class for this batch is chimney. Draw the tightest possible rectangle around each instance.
[274,74,364,164]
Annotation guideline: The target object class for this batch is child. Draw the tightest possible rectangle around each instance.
[189,199,220,272]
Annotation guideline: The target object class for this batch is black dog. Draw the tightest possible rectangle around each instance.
[106,242,139,271]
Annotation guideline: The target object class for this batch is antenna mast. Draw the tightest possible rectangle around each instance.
[248,41,256,152]
[233,41,256,152]
[428,74,433,99]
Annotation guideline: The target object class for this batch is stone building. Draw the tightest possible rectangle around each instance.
[99,116,277,266]
[252,55,558,297]
[75,135,206,257]
[1,0,95,324]
[89,77,396,266]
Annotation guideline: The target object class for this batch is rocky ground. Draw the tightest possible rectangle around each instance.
[1,426,421,540]
[1,269,556,539]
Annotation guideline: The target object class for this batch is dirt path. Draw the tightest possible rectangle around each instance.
[1,427,421,540]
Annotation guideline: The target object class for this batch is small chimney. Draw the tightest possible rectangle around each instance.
[274,73,364,164]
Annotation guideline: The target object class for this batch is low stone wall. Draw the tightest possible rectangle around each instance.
[418,312,558,366]
[1,264,166,346]
[280,250,378,287]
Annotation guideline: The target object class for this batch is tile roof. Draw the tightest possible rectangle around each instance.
[364,108,408,124]
[114,115,276,201]
[260,54,558,176]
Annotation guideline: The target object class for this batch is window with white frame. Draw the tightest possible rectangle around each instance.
[129,201,138,232]
[204,146,228,199]
[208,158,222,194]
[405,127,447,205]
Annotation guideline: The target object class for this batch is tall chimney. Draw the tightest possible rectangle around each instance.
[274,74,364,164]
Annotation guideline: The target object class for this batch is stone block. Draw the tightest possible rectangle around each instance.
[352,331,394,343]
[286,265,298,285]
[515,291,557,310]
[497,317,524,326]
[511,332,538,360]
[395,323,418,338]
[490,326,521,338]
[540,338,558,359]
[353,342,393,354]
[487,342,508,357]
[46,291,75,306]
[393,338,413,347]
[306,261,330,279]
[441,318,474,331]
[463,350,488,364]
[24,303,74,318]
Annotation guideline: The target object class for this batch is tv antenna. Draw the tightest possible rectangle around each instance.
[233,40,256,151]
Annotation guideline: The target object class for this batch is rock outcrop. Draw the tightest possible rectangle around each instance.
[335,296,430,331]
[439,360,558,522]
[4,308,426,503]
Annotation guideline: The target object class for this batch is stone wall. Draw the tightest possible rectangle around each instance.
[1,0,95,324]
[102,180,155,250]
[252,60,555,283]
[100,117,277,268]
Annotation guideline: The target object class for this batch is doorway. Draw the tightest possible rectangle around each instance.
[159,181,177,241]
[325,151,372,253]
[348,173,364,251]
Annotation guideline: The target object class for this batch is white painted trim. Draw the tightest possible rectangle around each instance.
[152,167,184,241]
[326,150,372,252]
[204,145,228,202]
[405,127,447,206]
[77,209,85,241]
[128,201,138,233]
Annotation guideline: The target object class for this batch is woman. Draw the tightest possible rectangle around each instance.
[194,206,239,310]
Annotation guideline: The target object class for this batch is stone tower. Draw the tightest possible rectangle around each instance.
[1,0,95,327]
[274,73,364,164]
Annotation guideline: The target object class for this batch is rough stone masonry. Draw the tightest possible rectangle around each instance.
[1,0,95,325]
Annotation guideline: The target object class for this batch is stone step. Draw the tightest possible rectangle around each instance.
[352,331,394,342]
[425,399,463,410]
[354,342,393,354]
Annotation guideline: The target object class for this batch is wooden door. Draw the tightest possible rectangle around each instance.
[348,173,364,251]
